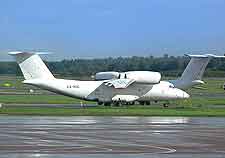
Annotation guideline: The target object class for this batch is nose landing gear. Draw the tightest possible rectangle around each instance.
[163,103,169,108]
[139,101,151,105]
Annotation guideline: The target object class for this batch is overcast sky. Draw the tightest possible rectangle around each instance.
[0,0,225,60]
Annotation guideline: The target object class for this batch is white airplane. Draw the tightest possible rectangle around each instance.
[8,51,223,106]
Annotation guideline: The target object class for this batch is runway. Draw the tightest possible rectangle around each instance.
[0,116,224,158]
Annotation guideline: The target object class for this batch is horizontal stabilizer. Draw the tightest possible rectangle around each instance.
[192,86,207,90]
[8,51,52,56]
[191,80,205,85]
[185,54,225,58]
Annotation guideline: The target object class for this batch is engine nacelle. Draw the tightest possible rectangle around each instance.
[95,71,161,84]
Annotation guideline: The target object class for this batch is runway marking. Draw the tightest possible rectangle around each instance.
[22,129,176,154]
[56,132,176,154]
[0,132,69,146]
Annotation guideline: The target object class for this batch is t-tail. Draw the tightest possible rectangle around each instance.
[171,54,225,89]
[8,51,55,80]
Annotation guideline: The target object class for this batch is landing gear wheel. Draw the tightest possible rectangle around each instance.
[97,102,103,105]
[122,102,128,106]
[139,101,145,105]
[130,101,135,105]
[163,103,168,108]
[146,101,150,105]
[104,102,111,106]
[113,102,120,106]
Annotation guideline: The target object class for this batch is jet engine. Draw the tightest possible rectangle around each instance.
[95,71,161,84]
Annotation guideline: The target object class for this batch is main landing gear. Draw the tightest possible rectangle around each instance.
[97,101,111,106]
[97,101,135,106]
[139,101,151,105]
[97,101,103,105]
[163,103,169,108]
[97,100,169,107]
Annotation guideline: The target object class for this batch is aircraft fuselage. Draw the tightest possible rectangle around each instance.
[23,79,189,103]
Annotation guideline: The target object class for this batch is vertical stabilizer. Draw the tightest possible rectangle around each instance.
[8,51,54,80]
[180,55,210,82]
[172,54,225,89]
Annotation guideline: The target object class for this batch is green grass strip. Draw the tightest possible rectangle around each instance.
[1,107,225,117]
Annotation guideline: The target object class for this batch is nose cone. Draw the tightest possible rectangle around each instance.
[183,91,190,99]
[176,89,190,99]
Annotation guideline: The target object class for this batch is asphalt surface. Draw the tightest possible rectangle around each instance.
[0,116,224,158]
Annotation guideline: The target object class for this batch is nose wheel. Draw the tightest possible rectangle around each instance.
[163,103,169,108]
[104,102,111,106]
[97,101,103,105]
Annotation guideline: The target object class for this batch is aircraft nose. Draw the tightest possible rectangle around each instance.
[183,91,190,99]
[175,89,190,99]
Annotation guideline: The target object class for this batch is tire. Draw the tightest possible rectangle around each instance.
[146,101,150,105]
[97,102,103,105]
[139,101,145,105]
[104,102,111,106]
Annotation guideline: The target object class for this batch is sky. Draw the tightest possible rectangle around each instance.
[0,0,225,60]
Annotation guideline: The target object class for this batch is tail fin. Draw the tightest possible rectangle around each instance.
[172,54,225,89]
[9,51,55,80]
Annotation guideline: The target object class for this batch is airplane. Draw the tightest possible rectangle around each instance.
[8,51,224,106]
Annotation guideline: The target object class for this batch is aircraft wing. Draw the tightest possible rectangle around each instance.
[104,79,135,89]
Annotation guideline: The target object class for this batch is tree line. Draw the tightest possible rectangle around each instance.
[1,54,225,77]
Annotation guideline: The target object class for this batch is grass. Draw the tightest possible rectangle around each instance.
[0,106,225,116]
[169,97,225,107]
[0,94,92,104]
